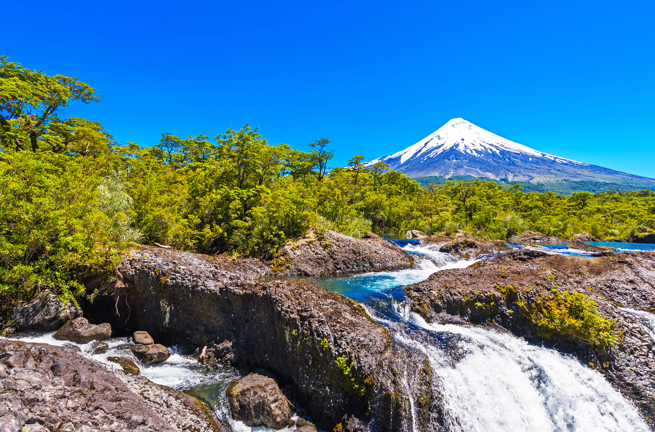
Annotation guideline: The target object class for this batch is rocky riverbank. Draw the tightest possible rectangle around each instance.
[404,249,655,428]
[273,230,414,277]
[82,244,437,430]
[0,338,225,432]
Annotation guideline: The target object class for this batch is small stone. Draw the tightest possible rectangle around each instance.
[107,356,140,375]
[89,341,109,355]
[130,344,171,365]
[62,344,82,353]
[53,318,111,344]
[133,331,154,345]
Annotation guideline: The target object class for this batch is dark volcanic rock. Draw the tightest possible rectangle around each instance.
[84,246,435,431]
[274,230,414,277]
[226,369,292,429]
[133,330,155,345]
[131,343,171,365]
[405,251,655,429]
[89,340,109,354]
[573,232,597,242]
[53,317,111,344]
[426,233,510,258]
[10,291,82,331]
[508,231,570,244]
[0,339,225,431]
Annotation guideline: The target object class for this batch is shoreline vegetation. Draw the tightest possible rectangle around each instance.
[2,53,655,312]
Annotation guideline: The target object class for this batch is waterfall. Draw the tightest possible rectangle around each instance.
[394,314,649,432]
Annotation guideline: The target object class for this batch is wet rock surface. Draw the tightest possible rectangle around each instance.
[108,356,140,375]
[10,291,82,331]
[508,231,572,244]
[84,245,433,430]
[53,317,111,344]
[226,369,292,429]
[405,250,655,428]
[0,339,225,432]
[131,343,171,365]
[274,230,414,277]
[425,232,510,258]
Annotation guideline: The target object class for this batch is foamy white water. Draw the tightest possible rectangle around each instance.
[395,314,649,432]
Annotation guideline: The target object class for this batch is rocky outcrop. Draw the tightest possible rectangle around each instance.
[0,339,226,431]
[404,250,655,428]
[53,317,111,344]
[10,292,82,331]
[226,369,292,429]
[573,232,597,242]
[405,230,426,239]
[131,343,171,365]
[507,231,571,244]
[84,246,437,431]
[425,233,510,258]
[273,230,414,277]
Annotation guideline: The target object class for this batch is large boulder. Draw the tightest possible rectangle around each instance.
[53,317,111,344]
[0,339,226,432]
[131,343,171,365]
[274,230,414,277]
[226,369,292,429]
[10,291,82,331]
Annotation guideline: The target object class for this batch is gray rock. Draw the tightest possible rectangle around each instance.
[89,340,109,354]
[0,339,225,431]
[275,230,414,277]
[405,230,425,239]
[226,370,292,429]
[133,330,155,345]
[10,291,82,331]
[53,317,111,344]
[108,356,140,375]
[295,427,318,432]
[131,343,171,365]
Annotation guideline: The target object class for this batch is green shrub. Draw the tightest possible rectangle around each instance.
[519,289,622,348]
[0,152,123,312]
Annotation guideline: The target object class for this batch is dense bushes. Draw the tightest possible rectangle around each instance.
[2,53,655,312]
[0,152,122,312]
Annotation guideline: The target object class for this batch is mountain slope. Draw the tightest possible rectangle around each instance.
[368,118,655,186]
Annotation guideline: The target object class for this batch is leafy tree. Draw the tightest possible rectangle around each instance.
[309,137,334,181]
[0,55,101,152]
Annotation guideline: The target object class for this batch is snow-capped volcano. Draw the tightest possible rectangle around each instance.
[368,118,655,185]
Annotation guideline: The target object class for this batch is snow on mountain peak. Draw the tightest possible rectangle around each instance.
[369,118,584,166]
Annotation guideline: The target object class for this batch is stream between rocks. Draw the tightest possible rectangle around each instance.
[7,242,655,432]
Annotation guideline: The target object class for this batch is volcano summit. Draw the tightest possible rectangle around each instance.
[368,118,655,187]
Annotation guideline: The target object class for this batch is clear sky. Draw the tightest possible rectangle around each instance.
[3,0,655,178]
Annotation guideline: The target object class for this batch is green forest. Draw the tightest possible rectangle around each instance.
[2,54,655,311]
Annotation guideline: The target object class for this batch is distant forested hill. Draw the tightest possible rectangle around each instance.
[413,175,655,195]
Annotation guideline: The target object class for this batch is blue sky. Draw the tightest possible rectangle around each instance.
[4,0,655,177]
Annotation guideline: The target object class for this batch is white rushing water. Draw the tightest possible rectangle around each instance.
[376,243,650,432]
[396,315,650,432]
